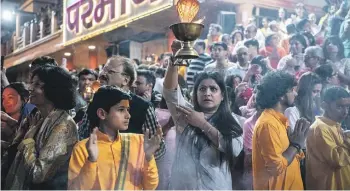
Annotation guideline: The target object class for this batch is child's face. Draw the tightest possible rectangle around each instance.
[104,99,131,131]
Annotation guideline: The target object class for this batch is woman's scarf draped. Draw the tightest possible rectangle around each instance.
[5,109,70,190]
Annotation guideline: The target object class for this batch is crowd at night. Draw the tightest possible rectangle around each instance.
[1,0,350,190]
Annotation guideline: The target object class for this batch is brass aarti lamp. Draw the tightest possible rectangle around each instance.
[170,0,204,66]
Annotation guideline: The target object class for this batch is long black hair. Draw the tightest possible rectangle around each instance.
[192,72,243,171]
[295,72,322,123]
[278,8,287,21]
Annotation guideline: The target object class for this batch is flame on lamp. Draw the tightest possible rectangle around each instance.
[176,0,200,23]
[83,81,101,101]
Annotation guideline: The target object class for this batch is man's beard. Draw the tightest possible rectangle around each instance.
[282,95,295,108]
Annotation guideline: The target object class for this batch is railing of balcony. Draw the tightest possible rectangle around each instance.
[5,1,63,56]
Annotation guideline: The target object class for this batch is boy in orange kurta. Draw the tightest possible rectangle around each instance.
[68,86,162,190]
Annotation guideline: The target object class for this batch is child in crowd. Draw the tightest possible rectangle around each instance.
[68,86,162,190]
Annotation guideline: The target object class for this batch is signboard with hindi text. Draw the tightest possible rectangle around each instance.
[63,0,174,46]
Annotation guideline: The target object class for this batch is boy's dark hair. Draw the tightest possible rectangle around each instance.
[137,70,156,89]
[195,39,206,50]
[87,86,131,128]
[211,42,228,51]
[314,64,334,83]
[323,86,350,103]
[78,69,98,80]
[256,71,297,109]
[244,39,259,50]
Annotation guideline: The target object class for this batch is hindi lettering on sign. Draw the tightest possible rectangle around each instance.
[81,0,94,29]
[66,1,80,33]
[63,0,173,45]
[94,0,115,23]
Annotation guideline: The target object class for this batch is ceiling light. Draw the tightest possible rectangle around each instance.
[2,10,14,21]
[64,52,71,56]
[88,45,96,50]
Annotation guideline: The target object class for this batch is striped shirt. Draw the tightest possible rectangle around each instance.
[186,53,212,88]
[204,62,239,79]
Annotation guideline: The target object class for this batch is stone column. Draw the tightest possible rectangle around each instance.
[23,24,30,46]
[39,20,45,39]
[14,13,21,50]
[51,10,57,34]
[13,34,17,50]
[15,13,21,37]
[30,21,38,43]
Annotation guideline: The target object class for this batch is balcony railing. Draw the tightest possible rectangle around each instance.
[5,2,63,56]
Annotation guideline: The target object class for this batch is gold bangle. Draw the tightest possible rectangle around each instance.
[203,122,212,134]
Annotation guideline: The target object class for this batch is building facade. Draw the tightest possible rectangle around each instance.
[2,0,324,82]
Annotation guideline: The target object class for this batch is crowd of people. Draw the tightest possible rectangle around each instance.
[1,1,350,190]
